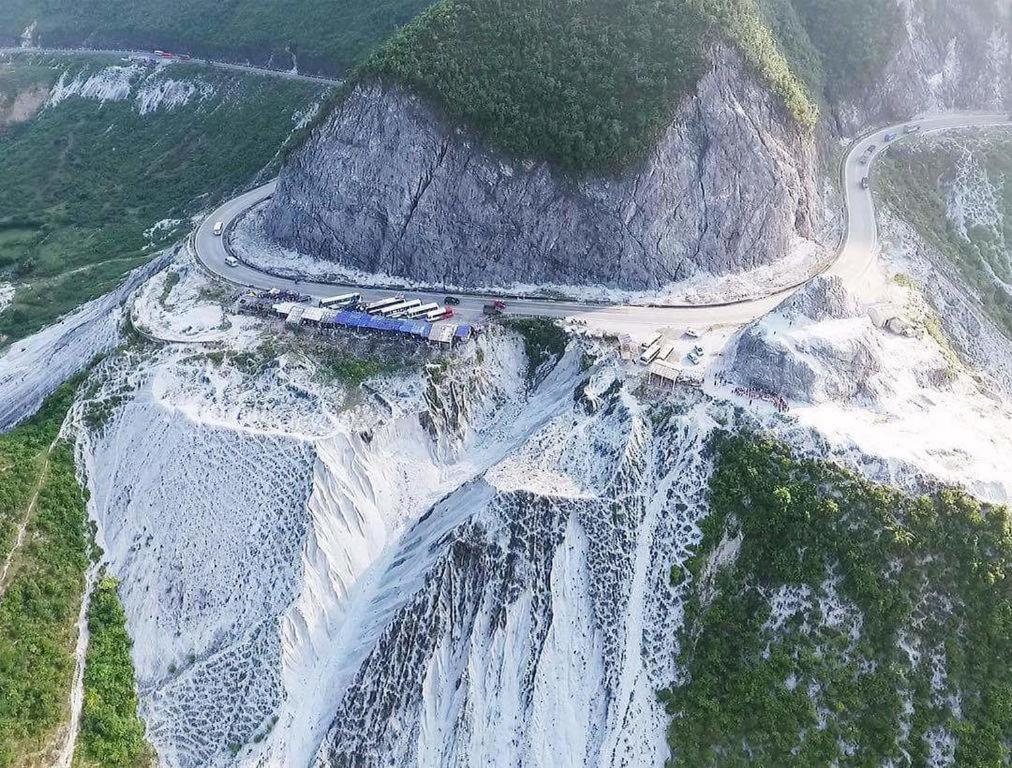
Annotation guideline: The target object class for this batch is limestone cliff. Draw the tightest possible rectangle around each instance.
[262,44,818,291]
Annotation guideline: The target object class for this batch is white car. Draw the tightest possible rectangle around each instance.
[224,256,238,267]
[213,221,224,236]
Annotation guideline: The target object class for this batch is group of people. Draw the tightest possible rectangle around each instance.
[732,386,790,413]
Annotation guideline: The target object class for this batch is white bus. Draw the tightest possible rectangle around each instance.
[320,292,361,309]
[405,302,439,318]
[640,342,662,365]
[365,296,404,313]
[641,332,661,350]
[379,299,422,317]
[658,342,675,361]
[425,307,452,321]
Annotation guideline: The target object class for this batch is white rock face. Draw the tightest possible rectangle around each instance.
[262,44,819,291]
[836,0,1012,130]
[47,65,215,114]
[730,276,883,403]
[0,254,167,431]
[0,282,13,315]
[73,317,722,768]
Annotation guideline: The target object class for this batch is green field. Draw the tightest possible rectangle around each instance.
[0,0,433,76]
[0,56,325,344]
[662,432,1011,765]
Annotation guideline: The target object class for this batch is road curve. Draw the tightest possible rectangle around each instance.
[194,112,1011,332]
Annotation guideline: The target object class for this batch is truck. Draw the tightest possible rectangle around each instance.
[405,302,440,318]
[483,303,503,317]
[213,221,224,236]
[426,307,453,321]
[319,292,361,309]
[640,342,662,365]
[903,124,921,135]
[224,256,238,268]
[365,295,404,313]
[379,299,422,318]
[641,332,662,350]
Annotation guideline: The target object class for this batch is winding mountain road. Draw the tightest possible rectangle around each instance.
[0,45,343,85]
[195,112,1010,332]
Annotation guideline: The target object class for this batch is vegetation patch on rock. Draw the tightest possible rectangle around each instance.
[662,431,1011,765]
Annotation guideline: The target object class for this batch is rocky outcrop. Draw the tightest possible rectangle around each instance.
[835,0,1011,132]
[730,276,883,403]
[262,43,818,291]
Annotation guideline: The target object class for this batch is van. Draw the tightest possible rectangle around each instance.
[213,221,224,236]
[224,256,238,267]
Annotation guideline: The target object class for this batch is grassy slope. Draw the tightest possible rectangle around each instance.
[0,56,324,344]
[0,0,433,76]
[662,432,1011,766]
[0,381,91,767]
[73,576,152,768]
[876,131,1012,339]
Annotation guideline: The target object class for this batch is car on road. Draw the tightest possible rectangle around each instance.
[213,221,224,236]
[866,144,876,154]
[860,177,870,190]
[492,299,507,310]
[225,256,238,267]
[884,132,897,142]
[445,296,461,305]
[859,155,869,165]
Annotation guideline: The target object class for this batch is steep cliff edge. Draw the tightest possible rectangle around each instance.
[832,0,1011,132]
[258,0,1009,292]
[262,44,818,290]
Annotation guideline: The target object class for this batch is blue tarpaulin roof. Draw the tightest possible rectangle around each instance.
[327,310,432,338]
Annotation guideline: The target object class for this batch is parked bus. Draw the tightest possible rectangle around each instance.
[658,342,675,361]
[640,342,662,365]
[378,299,422,317]
[425,307,453,321]
[365,296,404,313]
[320,292,361,309]
[641,332,661,350]
[405,302,439,318]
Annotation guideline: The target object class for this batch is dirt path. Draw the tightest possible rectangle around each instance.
[55,558,99,768]
[0,437,58,600]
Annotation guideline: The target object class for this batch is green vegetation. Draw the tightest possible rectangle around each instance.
[789,0,900,94]
[358,0,909,170]
[363,0,710,170]
[877,131,1012,339]
[504,318,568,378]
[0,57,324,344]
[0,0,433,76]
[314,351,399,386]
[0,381,92,766]
[74,576,151,768]
[662,432,1011,765]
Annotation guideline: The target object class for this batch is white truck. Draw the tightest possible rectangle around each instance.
[640,342,662,365]
[213,221,224,236]
[319,292,361,309]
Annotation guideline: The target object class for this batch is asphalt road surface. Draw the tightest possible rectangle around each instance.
[194,112,1011,333]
